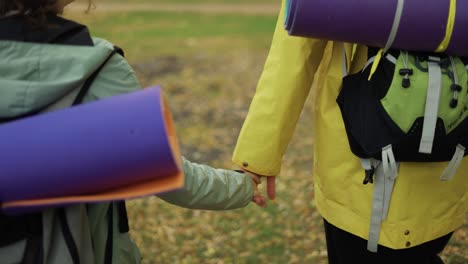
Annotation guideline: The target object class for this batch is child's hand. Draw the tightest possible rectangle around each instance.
[243,171,267,208]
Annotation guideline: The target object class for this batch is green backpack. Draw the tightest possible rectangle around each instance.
[338,47,468,182]
[337,46,467,252]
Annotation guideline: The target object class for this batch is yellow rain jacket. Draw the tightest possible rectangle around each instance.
[233,0,467,249]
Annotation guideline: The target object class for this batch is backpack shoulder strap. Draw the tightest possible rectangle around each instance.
[41,45,123,113]
[72,46,124,106]
[102,201,130,264]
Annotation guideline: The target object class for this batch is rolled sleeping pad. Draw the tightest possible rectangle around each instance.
[0,86,184,215]
[285,0,468,57]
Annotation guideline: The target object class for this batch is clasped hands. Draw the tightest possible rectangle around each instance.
[243,170,275,208]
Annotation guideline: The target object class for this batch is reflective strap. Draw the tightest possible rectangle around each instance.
[362,54,397,72]
[367,145,399,252]
[419,57,442,154]
[383,0,405,53]
[440,144,465,181]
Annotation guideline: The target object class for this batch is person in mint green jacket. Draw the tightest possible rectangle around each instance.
[0,1,265,263]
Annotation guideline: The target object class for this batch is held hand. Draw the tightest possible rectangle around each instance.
[242,170,276,207]
[244,171,267,208]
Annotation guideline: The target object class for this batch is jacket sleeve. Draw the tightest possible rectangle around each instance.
[157,157,254,210]
[232,0,328,176]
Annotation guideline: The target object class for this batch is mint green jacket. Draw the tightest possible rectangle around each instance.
[0,37,253,264]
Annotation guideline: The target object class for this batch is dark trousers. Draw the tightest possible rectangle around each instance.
[324,219,453,264]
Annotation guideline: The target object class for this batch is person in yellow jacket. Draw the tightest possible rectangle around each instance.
[233,1,467,263]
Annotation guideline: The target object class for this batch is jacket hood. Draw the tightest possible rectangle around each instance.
[0,16,115,119]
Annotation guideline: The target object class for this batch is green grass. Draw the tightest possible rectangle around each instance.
[66,4,467,264]
[66,11,276,61]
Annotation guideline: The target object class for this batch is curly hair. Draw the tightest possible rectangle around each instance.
[1,0,59,16]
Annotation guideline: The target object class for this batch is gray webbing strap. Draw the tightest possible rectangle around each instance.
[362,57,376,72]
[360,158,373,171]
[0,240,27,263]
[367,145,399,252]
[440,144,465,181]
[419,57,442,154]
[450,57,459,85]
[383,0,405,53]
[381,145,398,220]
[385,54,398,64]
[342,44,348,78]
[40,88,81,114]
[362,54,397,72]
[367,163,386,252]
[449,57,460,102]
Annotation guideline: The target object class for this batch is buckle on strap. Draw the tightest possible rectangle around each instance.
[361,159,377,185]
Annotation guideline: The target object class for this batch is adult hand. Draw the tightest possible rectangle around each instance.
[265,176,276,200]
[242,170,276,205]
